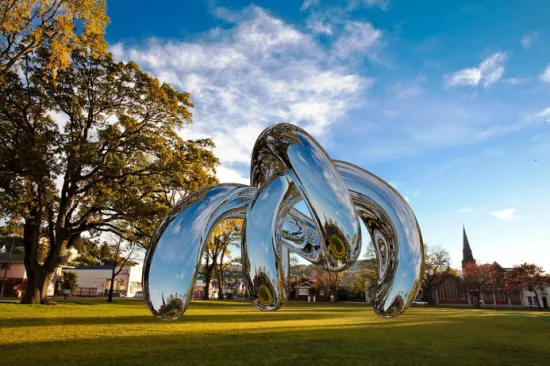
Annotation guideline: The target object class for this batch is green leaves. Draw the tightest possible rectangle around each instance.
[1,47,219,251]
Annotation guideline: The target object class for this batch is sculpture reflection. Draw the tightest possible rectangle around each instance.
[143,123,424,321]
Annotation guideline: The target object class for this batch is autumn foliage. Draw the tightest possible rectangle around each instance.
[463,262,498,291]
[505,263,549,309]
[0,0,109,80]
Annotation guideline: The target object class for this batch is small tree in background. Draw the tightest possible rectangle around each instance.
[215,219,242,300]
[61,271,78,295]
[100,242,112,262]
[107,237,138,303]
[348,267,377,300]
[421,245,451,305]
[506,263,549,309]
[314,270,344,301]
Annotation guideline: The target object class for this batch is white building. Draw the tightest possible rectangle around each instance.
[65,264,143,297]
[520,285,549,308]
[0,253,65,298]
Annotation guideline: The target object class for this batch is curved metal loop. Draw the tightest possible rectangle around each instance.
[143,123,424,321]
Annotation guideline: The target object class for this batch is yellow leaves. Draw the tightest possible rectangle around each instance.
[0,0,35,33]
[1,0,109,80]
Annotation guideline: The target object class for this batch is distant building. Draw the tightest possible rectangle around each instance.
[0,253,66,298]
[429,227,540,308]
[64,264,143,297]
[293,279,332,302]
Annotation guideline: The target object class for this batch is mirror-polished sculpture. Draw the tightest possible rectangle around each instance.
[143,123,424,321]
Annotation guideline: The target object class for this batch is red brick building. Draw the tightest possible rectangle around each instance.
[431,227,522,308]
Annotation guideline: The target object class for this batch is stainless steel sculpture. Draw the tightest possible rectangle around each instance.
[143,123,424,321]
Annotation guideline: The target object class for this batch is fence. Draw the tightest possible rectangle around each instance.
[74,287,101,296]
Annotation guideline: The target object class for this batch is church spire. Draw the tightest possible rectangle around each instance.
[462,225,475,267]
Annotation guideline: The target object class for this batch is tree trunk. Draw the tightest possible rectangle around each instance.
[21,268,53,304]
[20,204,72,305]
[218,267,225,300]
[20,217,55,304]
[108,267,117,302]
[203,270,211,300]
[423,286,434,305]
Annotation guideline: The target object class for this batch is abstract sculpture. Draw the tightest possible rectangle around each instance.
[143,123,424,321]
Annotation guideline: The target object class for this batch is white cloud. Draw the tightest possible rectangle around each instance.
[216,166,249,185]
[348,0,390,10]
[445,68,481,87]
[47,110,70,130]
[520,32,538,49]
[109,43,125,60]
[107,5,540,168]
[332,21,382,60]
[501,77,530,86]
[531,107,550,123]
[521,35,533,48]
[302,0,389,12]
[301,0,319,11]
[444,52,507,88]
[306,17,333,34]
[490,208,516,220]
[540,64,550,83]
[303,4,384,62]
[110,6,374,179]
[390,83,424,99]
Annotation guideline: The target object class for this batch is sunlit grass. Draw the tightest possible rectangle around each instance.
[1,300,549,365]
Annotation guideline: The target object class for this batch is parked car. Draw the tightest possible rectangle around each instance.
[134,291,144,298]
[413,300,428,305]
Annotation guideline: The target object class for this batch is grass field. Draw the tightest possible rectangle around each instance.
[1,299,549,365]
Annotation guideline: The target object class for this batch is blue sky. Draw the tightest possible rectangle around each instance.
[105,0,550,270]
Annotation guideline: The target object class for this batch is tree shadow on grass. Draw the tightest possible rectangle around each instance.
[3,307,545,330]
[2,316,549,366]
[0,311,371,329]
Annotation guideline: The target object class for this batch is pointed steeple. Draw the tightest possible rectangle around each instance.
[462,225,475,267]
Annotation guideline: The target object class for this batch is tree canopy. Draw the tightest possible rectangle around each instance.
[506,263,549,309]
[0,0,109,81]
[0,47,219,303]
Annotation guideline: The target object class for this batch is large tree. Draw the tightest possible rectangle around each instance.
[0,48,218,304]
[421,245,451,305]
[506,263,549,309]
[1,0,109,81]
[462,262,497,306]
[201,219,241,300]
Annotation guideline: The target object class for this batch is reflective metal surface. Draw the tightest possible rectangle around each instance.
[143,123,424,321]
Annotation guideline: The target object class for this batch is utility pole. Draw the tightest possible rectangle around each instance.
[0,234,17,299]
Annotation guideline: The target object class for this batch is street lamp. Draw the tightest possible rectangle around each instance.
[0,234,17,299]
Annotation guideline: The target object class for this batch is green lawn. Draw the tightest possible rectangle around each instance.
[1,300,549,365]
